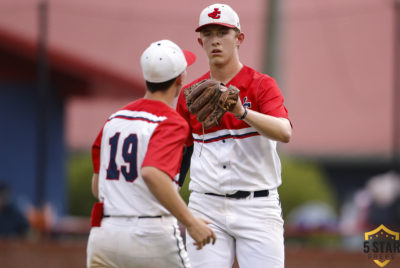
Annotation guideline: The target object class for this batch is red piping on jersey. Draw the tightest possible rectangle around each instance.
[108,115,165,124]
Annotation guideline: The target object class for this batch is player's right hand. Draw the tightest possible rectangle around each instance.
[186,217,216,250]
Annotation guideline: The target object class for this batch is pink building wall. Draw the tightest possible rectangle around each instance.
[0,0,395,158]
[282,0,394,158]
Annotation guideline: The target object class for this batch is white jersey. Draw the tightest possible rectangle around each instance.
[92,99,189,217]
[177,65,290,194]
[190,127,282,194]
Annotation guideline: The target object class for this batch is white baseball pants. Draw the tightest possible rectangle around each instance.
[186,190,284,268]
[87,215,190,268]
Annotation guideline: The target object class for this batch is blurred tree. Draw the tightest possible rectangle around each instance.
[67,152,335,221]
[279,157,337,219]
[67,152,97,216]
[179,157,337,221]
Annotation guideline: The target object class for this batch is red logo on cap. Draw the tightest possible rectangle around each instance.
[208,8,221,19]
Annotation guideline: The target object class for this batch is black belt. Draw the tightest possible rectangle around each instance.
[205,190,269,199]
[104,215,162,219]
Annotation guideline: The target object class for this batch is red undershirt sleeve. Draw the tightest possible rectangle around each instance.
[142,117,189,180]
[91,128,103,173]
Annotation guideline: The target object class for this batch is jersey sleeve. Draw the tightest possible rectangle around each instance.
[142,116,189,180]
[257,77,289,120]
[176,89,194,146]
[91,128,103,173]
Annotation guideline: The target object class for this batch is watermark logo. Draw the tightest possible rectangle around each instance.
[363,225,400,267]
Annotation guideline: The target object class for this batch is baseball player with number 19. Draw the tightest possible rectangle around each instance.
[86,40,216,268]
[177,3,292,268]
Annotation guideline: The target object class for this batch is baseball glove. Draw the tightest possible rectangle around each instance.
[184,79,240,129]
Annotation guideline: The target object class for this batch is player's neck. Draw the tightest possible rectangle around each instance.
[210,60,243,84]
[144,88,176,107]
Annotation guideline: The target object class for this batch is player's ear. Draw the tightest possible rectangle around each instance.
[174,72,185,97]
[237,32,245,46]
[197,37,203,47]
[176,75,182,86]
[176,71,186,86]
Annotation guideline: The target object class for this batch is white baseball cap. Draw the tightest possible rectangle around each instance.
[196,3,240,32]
[140,40,196,83]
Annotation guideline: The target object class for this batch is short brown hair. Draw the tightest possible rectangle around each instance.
[145,76,178,93]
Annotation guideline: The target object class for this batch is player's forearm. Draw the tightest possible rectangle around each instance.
[141,166,196,227]
[243,109,292,143]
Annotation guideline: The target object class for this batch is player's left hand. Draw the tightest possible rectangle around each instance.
[230,95,245,118]
[184,79,239,129]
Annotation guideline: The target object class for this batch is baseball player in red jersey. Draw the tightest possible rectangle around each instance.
[86,40,216,268]
[177,4,292,268]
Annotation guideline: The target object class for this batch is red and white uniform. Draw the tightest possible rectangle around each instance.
[88,99,190,268]
[177,65,289,194]
[92,99,188,216]
[177,65,290,268]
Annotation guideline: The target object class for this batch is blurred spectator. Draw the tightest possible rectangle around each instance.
[365,171,400,229]
[340,171,400,232]
[339,189,370,235]
[286,201,337,231]
[0,183,29,238]
[339,171,400,249]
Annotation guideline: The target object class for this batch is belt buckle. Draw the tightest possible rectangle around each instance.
[234,191,251,199]
[246,192,254,199]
